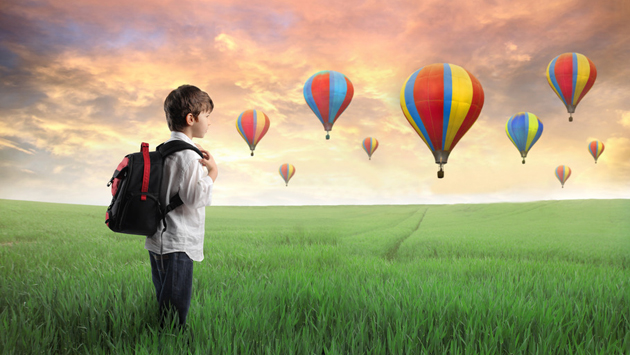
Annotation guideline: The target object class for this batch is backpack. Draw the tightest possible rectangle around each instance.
[105,141,203,236]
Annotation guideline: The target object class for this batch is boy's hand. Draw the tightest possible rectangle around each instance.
[195,143,210,160]
[197,145,218,182]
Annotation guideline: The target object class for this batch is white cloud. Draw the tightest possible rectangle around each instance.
[618,110,630,128]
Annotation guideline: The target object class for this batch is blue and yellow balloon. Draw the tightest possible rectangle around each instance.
[505,112,544,164]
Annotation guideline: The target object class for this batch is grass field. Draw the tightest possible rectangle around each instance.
[0,199,629,354]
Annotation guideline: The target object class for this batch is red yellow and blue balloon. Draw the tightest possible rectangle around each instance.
[304,70,354,140]
[555,165,571,188]
[546,52,597,122]
[279,163,296,187]
[362,137,379,160]
[401,63,485,178]
[236,109,270,156]
[506,112,544,164]
[588,140,605,164]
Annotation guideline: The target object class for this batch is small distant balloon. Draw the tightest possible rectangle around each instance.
[555,165,572,188]
[588,140,605,164]
[400,63,484,178]
[236,109,270,156]
[303,70,354,140]
[546,53,597,122]
[505,112,544,164]
[279,163,296,187]
[362,137,379,160]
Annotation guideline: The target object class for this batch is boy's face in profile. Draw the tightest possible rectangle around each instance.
[191,110,212,139]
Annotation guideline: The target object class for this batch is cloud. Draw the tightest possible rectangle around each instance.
[0,138,35,154]
[618,110,630,128]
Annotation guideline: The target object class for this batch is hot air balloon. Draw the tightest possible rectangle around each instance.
[546,53,597,122]
[362,137,379,160]
[279,163,296,186]
[304,70,354,140]
[588,140,605,164]
[400,63,484,178]
[236,109,270,156]
[555,165,571,188]
[506,112,544,164]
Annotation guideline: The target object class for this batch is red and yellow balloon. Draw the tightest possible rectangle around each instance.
[546,53,597,122]
[400,63,484,178]
[236,109,270,156]
[555,165,572,188]
[362,137,379,160]
[279,163,296,187]
[588,140,604,164]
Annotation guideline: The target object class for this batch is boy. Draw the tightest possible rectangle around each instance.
[145,84,218,328]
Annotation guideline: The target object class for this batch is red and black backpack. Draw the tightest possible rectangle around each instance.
[105,141,202,236]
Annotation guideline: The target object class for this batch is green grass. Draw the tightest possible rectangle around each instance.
[0,199,629,354]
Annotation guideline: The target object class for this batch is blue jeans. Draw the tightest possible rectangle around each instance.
[149,251,194,327]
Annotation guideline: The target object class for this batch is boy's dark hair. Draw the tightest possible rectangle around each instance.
[164,85,214,132]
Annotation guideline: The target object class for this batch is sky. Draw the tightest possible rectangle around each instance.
[1,0,629,206]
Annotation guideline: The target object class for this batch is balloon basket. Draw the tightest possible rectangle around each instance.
[251,152,254,156]
[569,116,573,122]
[437,169,444,179]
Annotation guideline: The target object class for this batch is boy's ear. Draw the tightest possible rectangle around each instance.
[185,113,195,126]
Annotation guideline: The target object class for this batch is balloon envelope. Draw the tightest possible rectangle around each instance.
[236,109,270,156]
[279,163,296,186]
[400,63,484,177]
[362,137,379,160]
[546,53,597,121]
[555,165,572,188]
[505,112,544,164]
[588,140,605,163]
[304,70,354,139]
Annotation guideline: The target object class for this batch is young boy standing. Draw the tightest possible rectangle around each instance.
[145,84,218,328]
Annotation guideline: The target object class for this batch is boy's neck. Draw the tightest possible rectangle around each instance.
[177,127,194,140]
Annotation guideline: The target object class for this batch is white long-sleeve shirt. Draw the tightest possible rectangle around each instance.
[145,131,213,261]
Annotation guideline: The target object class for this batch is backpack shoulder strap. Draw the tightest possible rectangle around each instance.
[156,140,204,217]
[157,140,203,158]
[164,193,184,215]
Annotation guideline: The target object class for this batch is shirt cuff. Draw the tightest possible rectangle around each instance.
[198,174,214,187]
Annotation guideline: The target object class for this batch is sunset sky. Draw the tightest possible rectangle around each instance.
[1,0,629,206]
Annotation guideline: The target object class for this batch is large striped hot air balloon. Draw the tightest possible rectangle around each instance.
[362,137,379,160]
[279,163,296,186]
[555,165,572,188]
[506,112,544,164]
[546,53,597,122]
[236,109,270,156]
[588,140,605,164]
[304,70,354,140]
[400,63,484,178]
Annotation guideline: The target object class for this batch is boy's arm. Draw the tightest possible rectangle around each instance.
[179,154,214,209]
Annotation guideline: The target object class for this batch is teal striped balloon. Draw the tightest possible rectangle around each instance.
[506,112,544,164]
